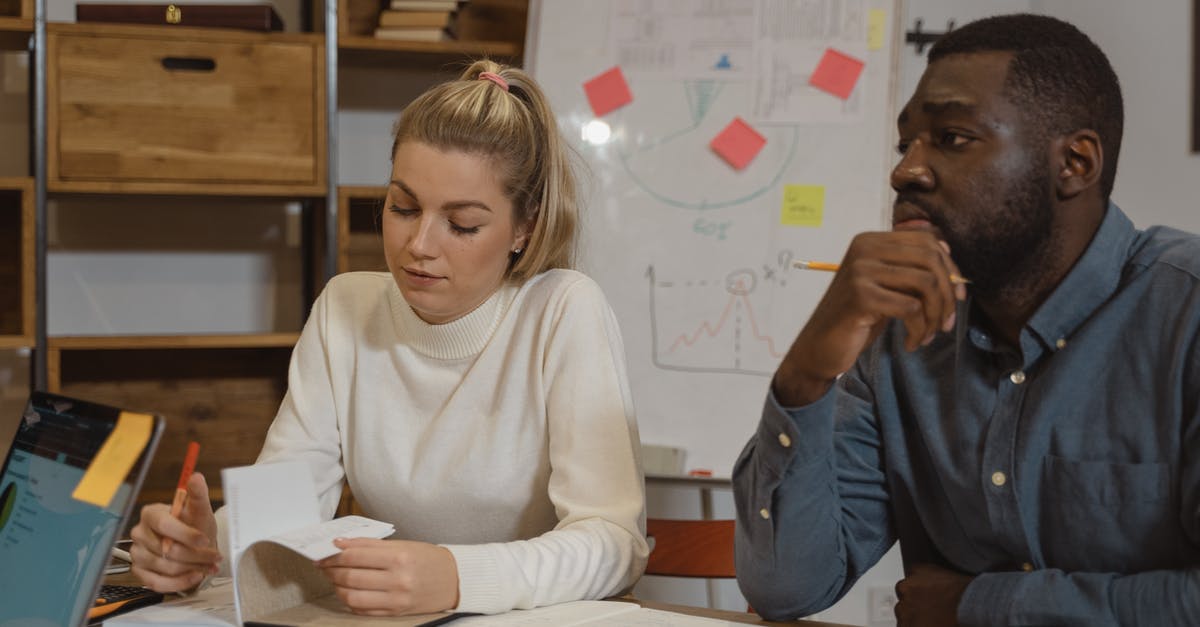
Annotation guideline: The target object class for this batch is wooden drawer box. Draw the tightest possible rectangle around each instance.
[47,24,326,196]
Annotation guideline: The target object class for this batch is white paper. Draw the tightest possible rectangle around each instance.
[457,601,742,626]
[222,460,323,625]
[221,462,396,624]
[222,461,322,562]
[101,578,237,626]
[268,515,396,560]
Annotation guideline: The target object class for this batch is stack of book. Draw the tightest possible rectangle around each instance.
[374,0,466,41]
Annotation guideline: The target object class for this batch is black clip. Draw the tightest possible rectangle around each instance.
[905,19,955,55]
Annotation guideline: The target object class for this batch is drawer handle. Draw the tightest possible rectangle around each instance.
[160,56,217,72]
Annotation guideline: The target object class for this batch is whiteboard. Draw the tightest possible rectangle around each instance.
[528,0,902,474]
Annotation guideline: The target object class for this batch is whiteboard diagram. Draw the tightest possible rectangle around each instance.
[647,255,801,376]
[529,0,897,472]
[616,81,801,211]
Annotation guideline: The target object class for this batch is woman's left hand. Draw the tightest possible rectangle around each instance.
[316,538,460,616]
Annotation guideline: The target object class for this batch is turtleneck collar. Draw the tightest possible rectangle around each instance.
[388,281,520,360]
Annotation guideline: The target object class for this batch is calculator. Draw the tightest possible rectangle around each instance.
[87,584,164,624]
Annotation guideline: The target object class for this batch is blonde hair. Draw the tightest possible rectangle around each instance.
[390,60,578,282]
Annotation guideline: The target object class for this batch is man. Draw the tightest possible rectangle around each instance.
[733,13,1199,626]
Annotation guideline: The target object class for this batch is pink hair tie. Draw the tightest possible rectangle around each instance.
[478,71,509,91]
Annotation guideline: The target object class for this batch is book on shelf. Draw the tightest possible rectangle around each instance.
[373,26,454,41]
[378,9,454,28]
[388,0,465,11]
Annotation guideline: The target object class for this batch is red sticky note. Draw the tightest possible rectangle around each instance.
[809,48,866,100]
[583,66,633,117]
[710,117,767,170]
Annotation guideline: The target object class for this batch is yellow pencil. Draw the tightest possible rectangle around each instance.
[792,260,971,285]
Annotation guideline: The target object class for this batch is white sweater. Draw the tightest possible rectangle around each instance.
[230,269,647,614]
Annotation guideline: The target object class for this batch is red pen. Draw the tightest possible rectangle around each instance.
[161,441,200,555]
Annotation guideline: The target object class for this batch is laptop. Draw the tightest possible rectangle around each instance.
[0,391,165,627]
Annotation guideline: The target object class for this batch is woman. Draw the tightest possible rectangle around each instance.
[128,60,648,617]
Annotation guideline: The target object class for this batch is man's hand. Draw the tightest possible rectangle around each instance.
[318,539,460,616]
[774,231,966,406]
[893,562,974,627]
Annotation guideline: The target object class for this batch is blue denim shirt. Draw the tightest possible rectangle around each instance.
[732,204,1200,626]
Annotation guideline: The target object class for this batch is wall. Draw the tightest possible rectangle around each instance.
[1030,0,1200,234]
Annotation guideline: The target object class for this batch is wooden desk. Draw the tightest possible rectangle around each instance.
[105,573,859,626]
[631,598,858,626]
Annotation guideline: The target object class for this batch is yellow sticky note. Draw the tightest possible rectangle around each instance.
[868,9,887,50]
[72,411,153,508]
[781,185,825,227]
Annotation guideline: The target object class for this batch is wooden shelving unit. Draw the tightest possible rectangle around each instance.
[48,333,301,351]
[338,185,386,273]
[2,0,529,509]
[46,23,327,197]
[336,0,526,66]
[12,19,328,508]
[0,16,31,51]
[47,338,296,506]
[0,177,33,349]
[0,0,32,51]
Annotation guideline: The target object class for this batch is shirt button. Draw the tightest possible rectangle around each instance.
[778,433,792,448]
[991,471,1007,487]
[1021,562,1034,572]
[1055,338,1067,349]
[1009,370,1026,384]
[759,508,771,520]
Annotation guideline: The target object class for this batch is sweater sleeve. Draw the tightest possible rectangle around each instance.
[732,363,895,620]
[443,277,649,614]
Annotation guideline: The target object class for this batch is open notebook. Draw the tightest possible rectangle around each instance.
[0,391,164,626]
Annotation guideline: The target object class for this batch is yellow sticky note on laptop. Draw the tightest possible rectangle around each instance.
[72,411,153,508]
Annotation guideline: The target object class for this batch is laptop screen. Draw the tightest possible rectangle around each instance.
[0,392,163,627]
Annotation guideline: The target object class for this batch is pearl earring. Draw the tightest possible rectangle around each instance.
[513,248,523,255]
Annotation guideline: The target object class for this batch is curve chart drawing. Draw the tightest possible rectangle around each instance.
[647,259,799,376]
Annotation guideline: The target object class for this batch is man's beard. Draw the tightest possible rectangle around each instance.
[938,165,1058,297]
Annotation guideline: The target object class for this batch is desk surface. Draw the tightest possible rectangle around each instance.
[631,598,857,626]
[106,573,858,626]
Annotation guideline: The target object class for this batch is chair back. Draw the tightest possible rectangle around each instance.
[644,518,736,579]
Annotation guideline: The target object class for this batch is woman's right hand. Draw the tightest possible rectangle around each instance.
[128,471,222,592]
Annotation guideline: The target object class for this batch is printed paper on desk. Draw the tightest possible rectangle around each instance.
[102,577,237,626]
[222,461,395,624]
[456,600,740,626]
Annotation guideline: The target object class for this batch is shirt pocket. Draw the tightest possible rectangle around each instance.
[1040,455,1174,572]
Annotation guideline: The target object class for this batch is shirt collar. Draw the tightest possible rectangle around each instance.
[1023,202,1138,354]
